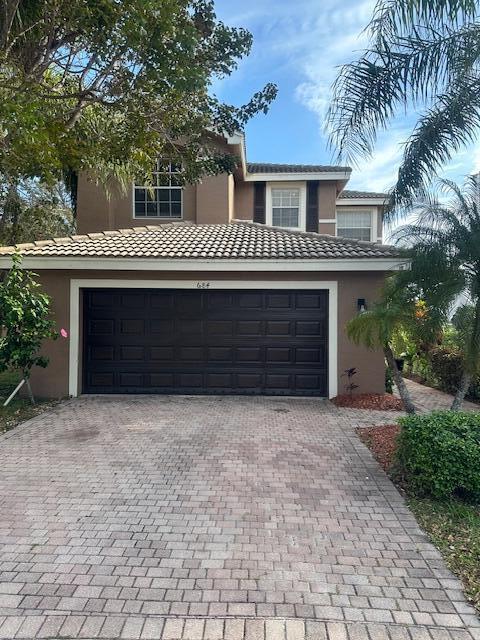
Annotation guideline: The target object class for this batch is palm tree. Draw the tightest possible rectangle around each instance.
[346,285,418,414]
[395,176,480,409]
[327,0,480,211]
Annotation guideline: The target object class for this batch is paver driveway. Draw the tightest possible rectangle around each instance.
[0,396,478,640]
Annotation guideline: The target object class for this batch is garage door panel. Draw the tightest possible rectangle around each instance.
[238,292,263,308]
[208,320,233,336]
[296,293,327,309]
[295,321,325,336]
[236,347,262,362]
[150,372,175,387]
[150,292,174,309]
[83,288,328,396]
[295,346,326,364]
[120,346,145,361]
[266,293,291,308]
[237,320,262,336]
[236,373,263,389]
[265,373,291,389]
[120,293,146,308]
[178,372,203,387]
[266,347,290,363]
[151,346,175,361]
[88,319,115,336]
[179,346,204,361]
[119,372,144,387]
[266,321,291,336]
[89,345,115,361]
[120,318,145,335]
[208,346,233,361]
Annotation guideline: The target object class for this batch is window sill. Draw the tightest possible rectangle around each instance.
[133,216,183,221]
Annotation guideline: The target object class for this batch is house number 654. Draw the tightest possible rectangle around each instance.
[196,282,211,289]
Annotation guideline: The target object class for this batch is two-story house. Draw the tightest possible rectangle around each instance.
[0,132,405,399]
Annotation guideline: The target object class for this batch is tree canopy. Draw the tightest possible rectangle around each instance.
[0,0,277,188]
[327,0,480,213]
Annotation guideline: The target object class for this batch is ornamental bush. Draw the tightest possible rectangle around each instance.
[396,411,480,500]
[428,346,464,394]
[0,254,57,378]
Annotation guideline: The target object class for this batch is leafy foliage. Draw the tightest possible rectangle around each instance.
[341,367,359,395]
[395,178,480,387]
[0,254,57,377]
[0,0,277,191]
[397,410,480,500]
[0,179,74,245]
[327,0,480,211]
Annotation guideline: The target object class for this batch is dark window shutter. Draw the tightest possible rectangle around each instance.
[253,182,266,224]
[306,181,319,232]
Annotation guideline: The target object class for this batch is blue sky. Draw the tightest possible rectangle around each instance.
[214,0,480,194]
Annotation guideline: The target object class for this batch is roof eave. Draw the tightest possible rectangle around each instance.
[0,256,409,272]
[244,170,352,182]
[337,198,387,206]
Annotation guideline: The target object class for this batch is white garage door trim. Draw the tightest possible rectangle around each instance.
[69,279,338,399]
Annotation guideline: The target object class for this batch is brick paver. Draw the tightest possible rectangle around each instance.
[0,394,478,639]
[400,379,479,414]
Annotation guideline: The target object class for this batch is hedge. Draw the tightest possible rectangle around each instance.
[396,411,480,500]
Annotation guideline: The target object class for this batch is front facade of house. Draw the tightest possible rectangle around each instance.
[0,133,405,399]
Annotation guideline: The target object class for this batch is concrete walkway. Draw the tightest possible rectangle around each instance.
[400,378,479,413]
[0,395,478,639]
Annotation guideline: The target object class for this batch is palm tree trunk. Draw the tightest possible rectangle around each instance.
[451,371,471,411]
[384,342,416,414]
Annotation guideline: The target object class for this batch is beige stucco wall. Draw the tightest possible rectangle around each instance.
[234,182,254,220]
[318,182,338,221]
[76,175,346,232]
[77,174,197,234]
[28,268,386,399]
[195,174,232,225]
[318,222,336,235]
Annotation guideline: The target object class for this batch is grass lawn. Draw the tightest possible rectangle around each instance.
[408,497,480,613]
[0,370,57,434]
[357,424,480,615]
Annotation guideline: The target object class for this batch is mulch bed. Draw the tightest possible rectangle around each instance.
[332,393,404,411]
[356,423,401,472]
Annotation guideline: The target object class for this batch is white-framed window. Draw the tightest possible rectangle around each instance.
[134,161,183,219]
[266,183,306,230]
[336,209,373,242]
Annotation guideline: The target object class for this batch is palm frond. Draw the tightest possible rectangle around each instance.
[370,0,478,41]
[387,77,480,211]
[327,24,480,163]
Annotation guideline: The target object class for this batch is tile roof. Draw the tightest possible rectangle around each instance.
[247,162,351,174]
[0,222,400,261]
[338,189,388,200]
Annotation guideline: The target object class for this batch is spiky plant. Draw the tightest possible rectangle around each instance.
[395,176,480,409]
[327,0,480,212]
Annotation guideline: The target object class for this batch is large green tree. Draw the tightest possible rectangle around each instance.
[327,0,480,211]
[0,0,276,190]
[0,178,74,245]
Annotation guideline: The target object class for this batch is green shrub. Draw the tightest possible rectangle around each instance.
[428,346,464,394]
[396,411,480,500]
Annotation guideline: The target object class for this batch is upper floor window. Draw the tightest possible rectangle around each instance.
[134,161,183,219]
[337,210,372,241]
[266,183,306,230]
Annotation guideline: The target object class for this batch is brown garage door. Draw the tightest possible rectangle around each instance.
[83,288,328,396]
